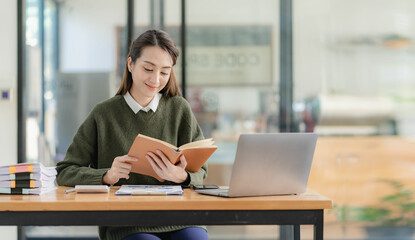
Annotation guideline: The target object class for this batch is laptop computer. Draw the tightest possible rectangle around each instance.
[195,133,318,197]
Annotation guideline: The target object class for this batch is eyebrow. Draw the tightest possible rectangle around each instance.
[143,61,171,69]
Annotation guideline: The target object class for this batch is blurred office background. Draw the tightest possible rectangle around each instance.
[1,0,415,239]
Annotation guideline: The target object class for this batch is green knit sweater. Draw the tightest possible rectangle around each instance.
[56,95,207,240]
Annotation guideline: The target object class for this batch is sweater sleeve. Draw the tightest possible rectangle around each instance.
[56,108,109,187]
[179,100,208,187]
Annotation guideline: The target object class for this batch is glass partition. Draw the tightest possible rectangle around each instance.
[184,0,280,168]
[23,0,127,238]
[182,1,281,237]
[294,1,415,239]
[20,0,415,239]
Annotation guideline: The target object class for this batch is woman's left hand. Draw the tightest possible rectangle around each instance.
[146,150,188,183]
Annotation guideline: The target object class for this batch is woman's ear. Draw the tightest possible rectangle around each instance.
[127,57,133,72]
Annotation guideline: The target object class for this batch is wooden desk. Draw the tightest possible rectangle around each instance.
[0,187,332,240]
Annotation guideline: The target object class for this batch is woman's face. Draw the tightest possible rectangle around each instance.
[128,46,173,106]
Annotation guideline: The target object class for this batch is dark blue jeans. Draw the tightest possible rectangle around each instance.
[123,227,209,240]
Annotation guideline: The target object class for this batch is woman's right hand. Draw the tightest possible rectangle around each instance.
[102,155,138,185]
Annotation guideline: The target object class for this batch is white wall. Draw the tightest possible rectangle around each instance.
[0,0,18,239]
[60,0,126,73]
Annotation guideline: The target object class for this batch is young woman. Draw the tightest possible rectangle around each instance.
[56,29,209,240]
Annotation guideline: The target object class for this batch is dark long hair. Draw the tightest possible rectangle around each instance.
[116,29,181,97]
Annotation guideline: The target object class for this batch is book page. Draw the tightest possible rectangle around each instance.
[179,138,215,150]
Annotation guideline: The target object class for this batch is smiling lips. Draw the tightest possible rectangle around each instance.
[145,83,158,90]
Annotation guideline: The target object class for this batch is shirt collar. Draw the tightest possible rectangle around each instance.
[123,91,161,114]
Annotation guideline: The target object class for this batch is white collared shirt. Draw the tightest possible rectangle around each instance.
[123,91,161,114]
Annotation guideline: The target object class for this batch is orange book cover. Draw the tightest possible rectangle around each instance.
[128,134,217,181]
[0,163,41,174]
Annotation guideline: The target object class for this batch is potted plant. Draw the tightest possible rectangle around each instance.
[345,180,415,238]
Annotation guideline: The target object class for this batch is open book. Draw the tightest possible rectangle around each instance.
[128,134,217,181]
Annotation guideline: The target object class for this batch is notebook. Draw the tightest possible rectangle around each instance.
[115,185,183,195]
[0,162,57,176]
[195,133,318,197]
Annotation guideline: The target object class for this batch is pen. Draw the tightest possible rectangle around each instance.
[65,188,76,194]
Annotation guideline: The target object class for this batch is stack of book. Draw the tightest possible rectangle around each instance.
[0,162,57,195]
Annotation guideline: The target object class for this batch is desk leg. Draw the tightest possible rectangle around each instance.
[314,210,324,240]
[18,226,26,240]
[294,225,300,240]
[280,225,300,240]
